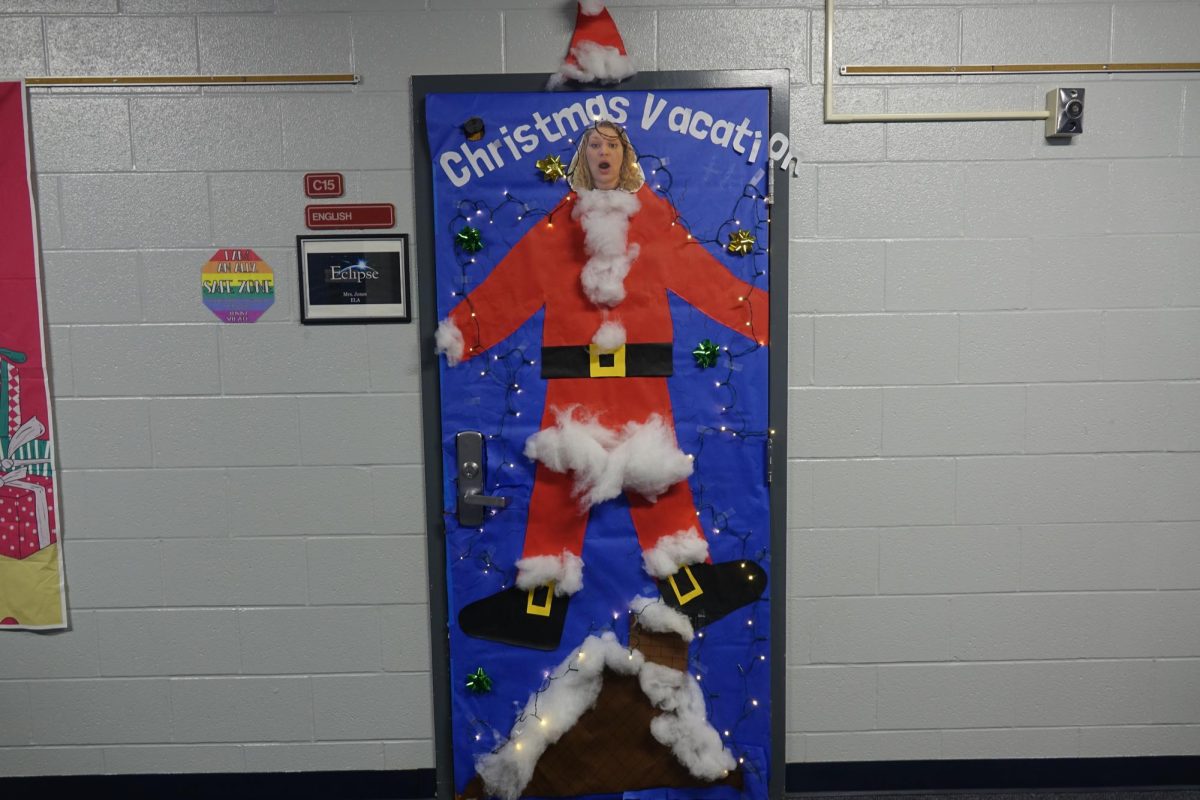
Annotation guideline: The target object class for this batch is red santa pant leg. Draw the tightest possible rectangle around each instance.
[519,376,710,593]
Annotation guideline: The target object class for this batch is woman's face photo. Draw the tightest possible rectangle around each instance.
[584,127,623,190]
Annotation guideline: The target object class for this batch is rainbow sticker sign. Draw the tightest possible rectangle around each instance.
[202,248,275,323]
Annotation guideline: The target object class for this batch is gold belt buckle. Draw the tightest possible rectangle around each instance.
[667,565,704,606]
[588,343,626,378]
[526,582,555,617]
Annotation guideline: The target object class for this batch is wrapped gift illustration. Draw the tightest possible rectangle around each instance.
[0,353,56,561]
[1,357,53,477]
[0,417,56,560]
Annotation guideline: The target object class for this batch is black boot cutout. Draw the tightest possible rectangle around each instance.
[658,560,766,628]
[458,582,569,651]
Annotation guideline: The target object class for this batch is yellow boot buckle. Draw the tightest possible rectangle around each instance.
[667,566,704,606]
[526,582,555,617]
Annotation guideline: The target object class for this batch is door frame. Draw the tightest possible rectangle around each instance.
[413,69,790,800]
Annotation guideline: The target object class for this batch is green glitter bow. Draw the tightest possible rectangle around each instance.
[465,667,493,693]
[692,339,720,369]
[456,226,484,253]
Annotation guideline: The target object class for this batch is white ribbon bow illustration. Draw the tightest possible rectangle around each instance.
[0,417,52,551]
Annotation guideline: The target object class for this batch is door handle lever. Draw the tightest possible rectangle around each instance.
[456,431,508,526]
[462,490,508,509]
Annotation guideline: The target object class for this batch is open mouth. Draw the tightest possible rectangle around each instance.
[598,161,611,170]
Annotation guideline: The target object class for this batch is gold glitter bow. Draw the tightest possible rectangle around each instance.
[535,154,566,182]
[726,229,755,256]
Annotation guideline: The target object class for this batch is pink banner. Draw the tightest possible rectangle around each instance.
[0,80,67,630]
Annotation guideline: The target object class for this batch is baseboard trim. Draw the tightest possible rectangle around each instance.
[0,756,1196,797]
[787,756,1200,793]
[0,768,436,798]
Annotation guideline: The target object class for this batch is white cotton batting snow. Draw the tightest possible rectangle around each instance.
[641,528,709,579]
[475,631,734,800]
[572,187,641,307]
[515,550,584,595]
[591,319,627,350]
[629,594,694,642]
[523,407,694,509]
[523,406,614,492]
[549,40,638,89]
[640,661,737,781]
[434,318,465,365]
[476,633,643,800]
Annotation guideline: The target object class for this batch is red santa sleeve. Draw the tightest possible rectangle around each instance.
[647,190,770,346]
[436,201,567,365]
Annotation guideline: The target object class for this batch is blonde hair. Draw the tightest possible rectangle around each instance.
[567,121,644,192]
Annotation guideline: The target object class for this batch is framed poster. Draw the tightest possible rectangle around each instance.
[414,71,788,800]
[297,233,411,324]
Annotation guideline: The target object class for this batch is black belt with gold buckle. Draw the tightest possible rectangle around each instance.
[541,343,673,379]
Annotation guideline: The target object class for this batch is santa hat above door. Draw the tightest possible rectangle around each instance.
[548,1,637,89]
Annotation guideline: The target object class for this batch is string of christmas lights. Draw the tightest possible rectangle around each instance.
[690,591,771,776]
[638,149,774,777]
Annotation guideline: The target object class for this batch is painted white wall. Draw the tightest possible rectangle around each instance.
[0,0,1197,777]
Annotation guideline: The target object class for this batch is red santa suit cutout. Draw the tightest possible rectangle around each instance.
[439,122,767,650]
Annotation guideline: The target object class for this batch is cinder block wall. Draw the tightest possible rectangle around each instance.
[0,0,1197,777]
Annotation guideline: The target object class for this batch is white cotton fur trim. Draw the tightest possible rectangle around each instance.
[639,662,737,781]
[579,0,606,15]
[434,318,464,366]
[641,528,709,579]
[523,407,615,494]
[579,247,640,307]
[559,41,637,86]
[591,319,626,350]
[612,418,694,503]
[572,187,641,307]
[548,41,637,89]
[515,550,584,596]
[523,407,694,509]
[630,594,694,642]
[477,632,644,800]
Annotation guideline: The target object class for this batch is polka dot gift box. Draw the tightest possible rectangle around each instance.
[0,358,57,561]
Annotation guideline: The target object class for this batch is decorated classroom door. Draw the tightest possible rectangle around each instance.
[420,79,783,800]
